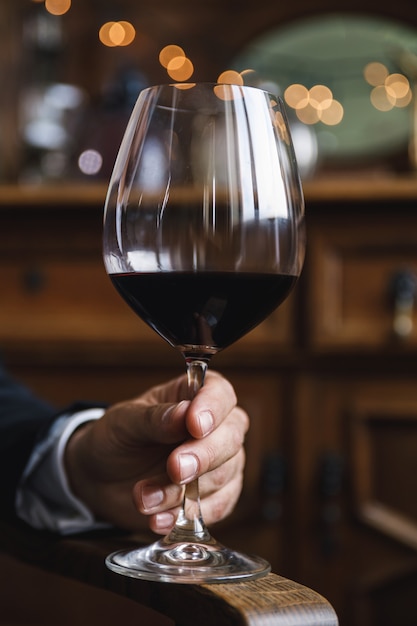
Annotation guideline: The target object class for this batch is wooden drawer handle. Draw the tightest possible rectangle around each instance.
[389,269,417,339]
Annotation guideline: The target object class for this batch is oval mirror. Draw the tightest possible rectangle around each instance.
[233,14,417,170]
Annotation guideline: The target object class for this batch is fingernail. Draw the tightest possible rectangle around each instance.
[198,410,214,436]
[141,485,164,511]
[154,512,175,531]
[179,453,199,483]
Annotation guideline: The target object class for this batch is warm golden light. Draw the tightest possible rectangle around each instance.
[167,57,194,81]
[319,100,344,125]
[167,56,186,71]
[364,62,389,86]
[284,84,309,109]
[159,45,185,68]
[217,70,243,85]
[308,85,333,110]
[213,84,236,101]
[99,21,136,47]
[385,73,410,99]
[295,104,321,125]
[365,63,412,111]
[240,69,257,83]
[117,21,136,46]
[274,111,290,144]
[173,83,196,90]
[109,22,125,46]
[370,85,396,111]
[285,83,343,125]
[395,90,413,108]
[99,23,117,47]
[366,68,412,110]
[45,0,71,15]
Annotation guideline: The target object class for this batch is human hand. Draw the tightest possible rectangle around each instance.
[64,371,249,534]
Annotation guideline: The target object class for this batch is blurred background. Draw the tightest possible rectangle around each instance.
[2,0,417,184]
[2,2,417,626]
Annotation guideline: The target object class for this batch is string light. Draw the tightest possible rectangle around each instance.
[167,57,194,81]
[364,62,412,111]
[44,0,71,15]
[284,84,344,125]
[364,62,389,87]
[99,21,136,47]
[217,70,243,85]
[159,45,185,68]
[159,44,194,81]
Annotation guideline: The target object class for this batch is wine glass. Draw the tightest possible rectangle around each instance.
[103,82,305,583]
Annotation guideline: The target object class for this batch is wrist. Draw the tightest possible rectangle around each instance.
[64,420,99,514]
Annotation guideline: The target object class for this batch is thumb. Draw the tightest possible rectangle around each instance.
[104,398,191,447]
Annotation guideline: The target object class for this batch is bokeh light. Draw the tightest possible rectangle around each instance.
[167,57,194,81]
[45,0,71,15]
[158,45,194,81]
[284,84,309,109]
[99,21,136,47]
[364,62,389,87]
[159,45,185,68]
[319,100,344,125]
[284,83,344,125]
[78,149,103,175]
[370,85,396,111]
[217,70,243,85]
[365,64,412,111]
[385,73,410,99]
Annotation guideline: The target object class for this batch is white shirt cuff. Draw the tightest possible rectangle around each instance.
[16,408,111,535]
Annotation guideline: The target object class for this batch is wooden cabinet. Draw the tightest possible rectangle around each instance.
[293,179,417,625]
[293,373,417,625]
[2,178,417,625]
[307,198,417,350]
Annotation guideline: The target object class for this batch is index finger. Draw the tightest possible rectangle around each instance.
[185,370,238,439]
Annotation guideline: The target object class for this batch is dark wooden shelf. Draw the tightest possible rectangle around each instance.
[2,175,417,207]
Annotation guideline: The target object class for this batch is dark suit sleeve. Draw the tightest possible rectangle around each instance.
[0,363,59,516]
[0,361,108,524]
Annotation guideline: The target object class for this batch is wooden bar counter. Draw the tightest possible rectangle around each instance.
[0,519,338,625]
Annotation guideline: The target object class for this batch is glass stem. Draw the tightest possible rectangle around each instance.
[169,359,212,543]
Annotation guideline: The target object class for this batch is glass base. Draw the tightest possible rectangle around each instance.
[106,536,271,584]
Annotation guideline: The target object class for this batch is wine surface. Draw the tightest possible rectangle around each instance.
[110,271,296,357]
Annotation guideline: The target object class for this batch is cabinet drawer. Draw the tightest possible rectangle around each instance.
[307,212,417,350]
[0,203,296,355]
[0,260,153,343]
[0,259,295,351]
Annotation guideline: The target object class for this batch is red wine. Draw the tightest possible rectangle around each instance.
[110,271,297,358]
